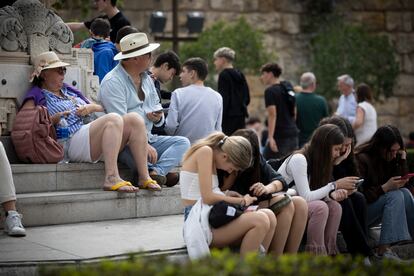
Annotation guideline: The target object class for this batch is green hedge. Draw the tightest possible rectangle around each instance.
[39,250,414,276]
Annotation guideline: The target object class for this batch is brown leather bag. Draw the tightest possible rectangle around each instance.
[11,106,64,163]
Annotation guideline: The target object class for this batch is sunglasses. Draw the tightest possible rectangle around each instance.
[53,67,67,75]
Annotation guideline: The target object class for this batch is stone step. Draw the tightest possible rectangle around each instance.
[11,163,132,193]
[14,187,182,227]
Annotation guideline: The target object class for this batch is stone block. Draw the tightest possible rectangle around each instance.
[257,0,275,12]
[393,74,414,96]
[397,114,414,137]
[123,0,154,10]
[377,114,398,128]
[210,0,243,11]
[12,164,57,193]
[204,12,239,29]
[179,0,208,10]
[375,96,399,116]
[273,0,304,13]
[402,53,414,73]
[399,97,414,116]
[351,12,385,31]
[361,0,402,10]
[394,33,414,54]
[402,0,414,9]
[281,13,300,34]
[16,190,138,226]
[246,12,282,32]
[386,12,412,32]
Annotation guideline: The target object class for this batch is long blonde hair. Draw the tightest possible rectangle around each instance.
[183,132,252,171]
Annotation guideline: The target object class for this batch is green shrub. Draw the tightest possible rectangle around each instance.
[311,20,399,100]
[39,250,414,276]
[180,17,272,87]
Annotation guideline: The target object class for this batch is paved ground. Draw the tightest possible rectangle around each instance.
[0,215,185,264]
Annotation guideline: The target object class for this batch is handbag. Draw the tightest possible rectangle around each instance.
[208,201,245,228]
[268,194,292,215]
[11,106,64,163]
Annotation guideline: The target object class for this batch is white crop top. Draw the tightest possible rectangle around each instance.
[180,171,222,200]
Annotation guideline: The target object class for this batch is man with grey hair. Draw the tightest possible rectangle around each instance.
[296,72,329,146]
[336,74,357,123]
[213,47,250,135]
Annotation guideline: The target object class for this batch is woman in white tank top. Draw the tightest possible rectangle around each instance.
[181,132,277,257]
[353,83,377,146]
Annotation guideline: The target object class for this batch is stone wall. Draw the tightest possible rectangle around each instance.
[53,0,414,137]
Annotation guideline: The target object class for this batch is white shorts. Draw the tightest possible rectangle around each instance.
[68,124,102,163]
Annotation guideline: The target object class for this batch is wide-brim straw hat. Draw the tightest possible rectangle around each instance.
[114,32,160,61]
[30,51,70,82]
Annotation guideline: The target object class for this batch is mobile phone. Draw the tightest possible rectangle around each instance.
[400,173,414,180]
[153,108,168,114]
[356,178,364,188]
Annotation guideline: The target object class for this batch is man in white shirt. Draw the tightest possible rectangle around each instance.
[335,74,357,123]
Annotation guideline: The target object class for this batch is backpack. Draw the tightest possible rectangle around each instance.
[279,80,296,117]
[11,106,64,163]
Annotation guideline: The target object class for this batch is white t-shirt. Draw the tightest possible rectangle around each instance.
[355,101,377,146]
[277,153,335,202]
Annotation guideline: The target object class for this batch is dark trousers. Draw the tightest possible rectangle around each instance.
[263,136,298,160]
[222,115,245,136]
[339,191,373,256]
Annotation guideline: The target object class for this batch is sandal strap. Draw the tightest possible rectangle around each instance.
[141,179,158,189]
[110,181,133,191]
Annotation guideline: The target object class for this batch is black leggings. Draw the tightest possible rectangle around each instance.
[339,191,373,256]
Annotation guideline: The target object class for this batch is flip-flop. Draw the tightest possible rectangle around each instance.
[104,181,138,193]
[139,179,162,191]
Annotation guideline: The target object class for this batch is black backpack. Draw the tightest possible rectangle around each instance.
[279,80,296,117]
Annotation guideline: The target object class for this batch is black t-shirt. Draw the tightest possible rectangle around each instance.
[84,11,131,43]
[218,155,288,202]
[264,84,298,139]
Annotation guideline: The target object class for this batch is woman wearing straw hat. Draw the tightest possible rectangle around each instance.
[21,51,159,192]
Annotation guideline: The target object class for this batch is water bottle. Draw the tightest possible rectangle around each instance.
[56,115,70,164]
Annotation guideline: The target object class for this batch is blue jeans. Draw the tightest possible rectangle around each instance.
[367,188,413,245]
[184,205,193,222]
[148,135,190,176]
[118,135,190,178]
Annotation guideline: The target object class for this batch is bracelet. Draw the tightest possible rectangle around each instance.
[328,189,335,200]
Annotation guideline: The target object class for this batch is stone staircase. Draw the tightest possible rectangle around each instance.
[9,163,183,227]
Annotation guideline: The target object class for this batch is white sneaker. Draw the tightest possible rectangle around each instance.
[4,210,26,237]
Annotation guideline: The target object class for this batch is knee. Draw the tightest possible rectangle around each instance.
[252,211,272,233]
[386,189,405,205]
[261,208,277,229]
[292,196,308,216]
[327,201,342,217]
[104,113,123,129]
[309,201,329,219]
[176,136,191,148]
[123,113,145,128]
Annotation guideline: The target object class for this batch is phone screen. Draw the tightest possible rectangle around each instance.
[401,173,414,180]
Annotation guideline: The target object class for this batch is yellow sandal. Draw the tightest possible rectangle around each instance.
[139,179,162,191]
[105,181,138,193]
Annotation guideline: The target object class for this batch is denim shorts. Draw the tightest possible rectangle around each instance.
[184,205,193,222]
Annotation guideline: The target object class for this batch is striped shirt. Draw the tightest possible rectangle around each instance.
[43,87,88,136]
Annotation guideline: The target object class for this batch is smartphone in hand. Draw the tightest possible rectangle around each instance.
[356,178,364,188]
[400,173,414,180]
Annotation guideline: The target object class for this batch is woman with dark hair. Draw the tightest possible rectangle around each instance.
[353,83,377,146]
[319,116,374,259]
[277,124,353,255]
[355,125,414,259]
[219,129,308,255]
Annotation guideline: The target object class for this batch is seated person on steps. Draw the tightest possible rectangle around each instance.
[21,51,157,192]
[99,33,190,187]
